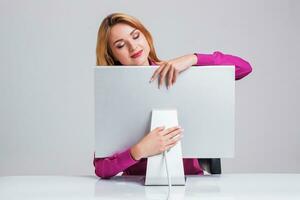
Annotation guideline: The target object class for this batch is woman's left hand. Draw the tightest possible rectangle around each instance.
[149,54,198,89]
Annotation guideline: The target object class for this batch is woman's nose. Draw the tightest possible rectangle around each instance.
[128,42,137,52]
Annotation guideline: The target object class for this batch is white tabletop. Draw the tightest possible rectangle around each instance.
[0,174,300,200]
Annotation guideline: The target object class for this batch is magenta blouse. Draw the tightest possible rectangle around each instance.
[94,51,252,179]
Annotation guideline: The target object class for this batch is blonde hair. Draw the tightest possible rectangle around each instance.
[96,13,161,66]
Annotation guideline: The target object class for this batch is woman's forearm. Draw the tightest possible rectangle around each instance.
[93,149,138,179]
[193,51,252,80]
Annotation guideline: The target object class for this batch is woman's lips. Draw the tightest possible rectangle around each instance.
[131,50,143,58]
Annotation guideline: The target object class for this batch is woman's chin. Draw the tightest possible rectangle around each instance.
[130,58,148,66]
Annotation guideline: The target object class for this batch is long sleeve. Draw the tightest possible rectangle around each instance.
[193,51,252,80]
[93,148,139,179]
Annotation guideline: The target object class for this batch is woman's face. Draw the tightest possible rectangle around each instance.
[108,23,150,66]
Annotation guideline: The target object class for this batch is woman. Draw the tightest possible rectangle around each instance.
[94,13,252,179]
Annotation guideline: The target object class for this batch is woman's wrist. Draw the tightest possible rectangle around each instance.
[130,144,143,161]
[191,53,198,65]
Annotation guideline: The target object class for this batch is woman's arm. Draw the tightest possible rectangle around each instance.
[193,51,252,80]
[150,51,252,88]
[93,148,138,179]
[94,126,182,179]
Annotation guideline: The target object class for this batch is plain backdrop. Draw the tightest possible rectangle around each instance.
[0,0,299,176]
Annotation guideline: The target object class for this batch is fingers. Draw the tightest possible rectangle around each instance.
[150,62,176,89]
[161,127,184,146]
[155,126,184,153]
[166,132,183,145]
[165,135,182,150]
[150,63,165,83]
[168,67,174,89]
[165,128,184,140]
[159,126,181,136]
[172,69,179,85]
[159,64,170,89]
[152,126,165,132]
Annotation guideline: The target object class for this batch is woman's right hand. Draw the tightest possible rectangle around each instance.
[130,126,184,161]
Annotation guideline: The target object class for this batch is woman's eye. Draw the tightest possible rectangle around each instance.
[133,33,140,39]
[116,44,124,49]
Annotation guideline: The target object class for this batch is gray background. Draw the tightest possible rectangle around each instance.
[0,0,299,176]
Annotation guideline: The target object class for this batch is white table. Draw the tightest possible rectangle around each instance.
[1,174,300,200]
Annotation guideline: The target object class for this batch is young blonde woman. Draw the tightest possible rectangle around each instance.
[94,13,252,179]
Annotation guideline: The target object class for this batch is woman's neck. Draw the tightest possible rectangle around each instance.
[144,58,152,66]
[142,58,150,66]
